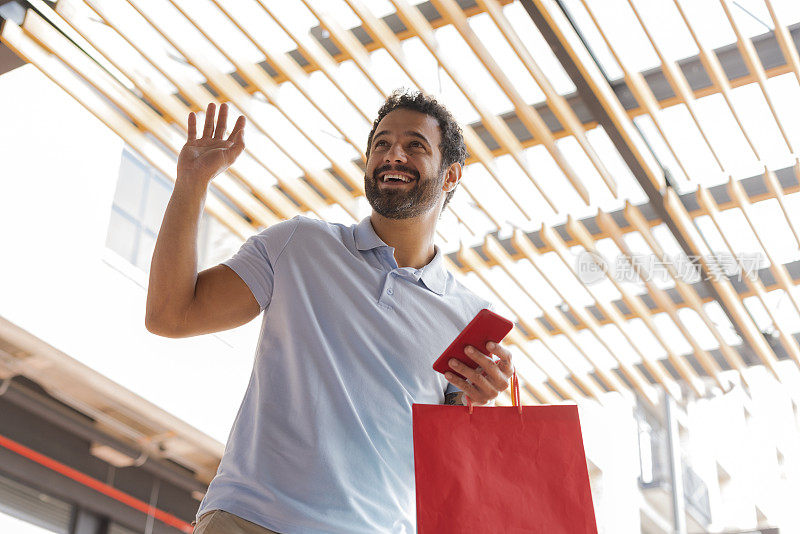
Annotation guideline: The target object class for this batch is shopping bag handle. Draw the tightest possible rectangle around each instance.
[466,370,521,414]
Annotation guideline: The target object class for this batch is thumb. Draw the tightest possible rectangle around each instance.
[224,128,245,165]
[231,125,245,148]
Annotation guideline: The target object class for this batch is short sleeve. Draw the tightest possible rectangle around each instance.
[445,382,461,396]
[222,216,302,311]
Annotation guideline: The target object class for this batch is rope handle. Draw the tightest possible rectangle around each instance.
[465,370,521,414]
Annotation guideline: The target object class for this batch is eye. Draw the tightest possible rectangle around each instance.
[374,139,388,147]
[410,140,424,148]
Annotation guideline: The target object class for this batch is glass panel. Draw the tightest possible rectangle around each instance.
[595,322,644,364]
[650,313,690,357]
[502,2,576,94]
[673,0,736,50]
[114,152,148,218]
[569,0,660,74]
[245,98,306,179]
[502,261,544,309]
[548,333,594,374]
[305,70,372,150]
[434,25,513,117]
[703,301,743,346]
[765,289,800,332]
[486,265,541,320]
[460,164,526,233]
[172,0,265,65]
[722,0,774,40]
[575,328,625,367]
[743,295,772,332]
[106,209,139,263]
[524,338,571,378]
[748,198,800,265]
[585,126,647,205]
[198,213,243,269]
[136,231,156,272]
[677,308,720,351]
[400,36,443,96]
[763,74,800,165]
[469,13,546,105]
[557,0,623,80]
[142,176,172,235]
[133,0,235,75]
[514,348,548,384]
[437,67,481,126]
[728,82,794,171]
[655,104,726,188]
[628,0,699,63]
[633,114,692,189]
[771,0,800,26]
[314,0,361,29]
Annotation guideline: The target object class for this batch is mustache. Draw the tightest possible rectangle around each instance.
[372,164,420,180]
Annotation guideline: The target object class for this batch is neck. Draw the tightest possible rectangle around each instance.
[369,210,439,269]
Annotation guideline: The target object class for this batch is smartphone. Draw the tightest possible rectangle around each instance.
[432,309,514,380]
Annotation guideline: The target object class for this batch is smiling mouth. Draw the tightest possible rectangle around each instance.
[379,173,415,183]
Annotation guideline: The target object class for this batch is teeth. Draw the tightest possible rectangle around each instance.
[382,173,411,183]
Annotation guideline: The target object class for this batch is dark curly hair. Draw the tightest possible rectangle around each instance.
[365,89,468,212]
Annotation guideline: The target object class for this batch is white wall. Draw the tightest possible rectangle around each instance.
[0,64,259,443]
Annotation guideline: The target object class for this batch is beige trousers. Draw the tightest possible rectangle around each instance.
[193,510,281,534]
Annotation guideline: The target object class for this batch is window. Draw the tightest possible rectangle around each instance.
[0,473,71,534]
[105,149,173,272]
[106,149,241,273]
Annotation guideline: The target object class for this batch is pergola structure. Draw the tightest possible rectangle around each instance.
[3,0,800,498]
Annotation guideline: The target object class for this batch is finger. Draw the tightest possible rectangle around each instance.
[448,357,502,393]
[214,103,229,139]
[187,112,197,141]
[448,356,482,382]
[202,103,216,138]
[224,128,246,166]
[227,115,246,142]
[459,346,509,390]
[486,341,514,374]
[443,372,489,404]
[462,345,494,370]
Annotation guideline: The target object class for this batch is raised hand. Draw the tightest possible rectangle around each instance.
[177,102,246,185]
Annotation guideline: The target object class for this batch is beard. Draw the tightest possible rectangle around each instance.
[364,163,444,220]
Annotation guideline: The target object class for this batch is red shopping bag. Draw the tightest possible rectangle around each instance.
[413,376,597,533]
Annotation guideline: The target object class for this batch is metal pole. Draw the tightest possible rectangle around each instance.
[664,391,687,534]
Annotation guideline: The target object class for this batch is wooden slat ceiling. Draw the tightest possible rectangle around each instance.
[5,0,800,412]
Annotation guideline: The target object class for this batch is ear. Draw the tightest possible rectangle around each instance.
[442,162,462,193]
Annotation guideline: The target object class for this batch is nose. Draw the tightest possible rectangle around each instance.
[384,142,407,164]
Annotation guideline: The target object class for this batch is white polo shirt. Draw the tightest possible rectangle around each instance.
[197,215,491,533]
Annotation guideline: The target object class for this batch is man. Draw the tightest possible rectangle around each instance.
[146,89,514,533]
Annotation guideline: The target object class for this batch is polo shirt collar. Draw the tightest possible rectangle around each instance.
[355,216,387,251]
[354,216,447,296]
[418,246,447,296]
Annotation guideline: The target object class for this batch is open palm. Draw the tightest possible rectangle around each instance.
[177,102,246,184]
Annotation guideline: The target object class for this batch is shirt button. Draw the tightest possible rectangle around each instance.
[387,288,394,295]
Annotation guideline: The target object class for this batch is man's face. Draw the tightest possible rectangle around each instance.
[364,108,446,219]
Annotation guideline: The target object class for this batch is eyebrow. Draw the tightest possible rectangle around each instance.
[373,129,431,147]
